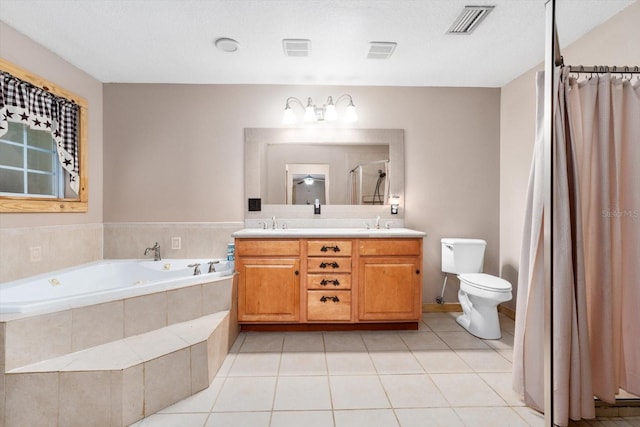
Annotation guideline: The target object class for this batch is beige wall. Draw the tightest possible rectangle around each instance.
[499,1,640,310]
[104,84,501,304]
[0,22,104,281]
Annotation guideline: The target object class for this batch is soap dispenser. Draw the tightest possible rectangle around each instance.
[314,198,321,215]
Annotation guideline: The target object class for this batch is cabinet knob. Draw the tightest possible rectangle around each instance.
[295,270,299,276]
[416,269,420,275]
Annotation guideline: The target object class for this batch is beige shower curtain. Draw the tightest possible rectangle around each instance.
[513,69,640,426]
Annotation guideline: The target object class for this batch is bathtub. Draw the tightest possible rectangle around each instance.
[0,258,234,314]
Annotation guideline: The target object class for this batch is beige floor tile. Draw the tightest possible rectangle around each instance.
[135,412,208,426]
[430,373,506,406]
[227,352,281,376]
[423,315,466,332]
[398,331,450,350]
[229,333,245,353]
[479,372,526,406]
[215,352,236,377]
[395,408,465,427]
[498,348,514,362]
[329,375,391,409]
[483,330,515,351]
[379,374,449,408]
[362,332,409,351]
[211,377,276,412]
[326,351,377,375]
[369,351,424,374]
[270,410,334,427]
[282,332,325,352]
[455,349,512,372]
[239,333,284,352]
[455,406,529,426]
[512,406,545,427]
[205,411,271,426]
[279,352,327,375]
[323,332,366,352]
[435,331,491,350]
[412,350,473,373]
[273,376,332,410]
[334,409,399,427]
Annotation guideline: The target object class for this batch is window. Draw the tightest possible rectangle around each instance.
[0,58,88,213]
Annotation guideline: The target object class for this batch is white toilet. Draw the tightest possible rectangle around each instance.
[441,238,512,339]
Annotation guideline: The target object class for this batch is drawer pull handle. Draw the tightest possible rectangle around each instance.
[320,245,341,253]
[320,279,341,286]
[320,295,340,303]
[319,262,340,269]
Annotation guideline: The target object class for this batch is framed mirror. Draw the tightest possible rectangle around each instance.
[244,128,404,211]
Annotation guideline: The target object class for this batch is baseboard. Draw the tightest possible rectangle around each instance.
[498,305,516,320]
[423,303,461,313]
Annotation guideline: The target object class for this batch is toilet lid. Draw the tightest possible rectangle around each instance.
[459,273,512,292]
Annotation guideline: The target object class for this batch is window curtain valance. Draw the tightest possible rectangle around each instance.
[0,71,80,194]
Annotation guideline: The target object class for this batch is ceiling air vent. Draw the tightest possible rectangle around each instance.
[367,42,397,59]
[447,5,495,35]
[282,39,311,57]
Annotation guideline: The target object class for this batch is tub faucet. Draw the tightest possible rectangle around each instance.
[188,263,201,275]
[144,242,161,261]
[208,260,219,273]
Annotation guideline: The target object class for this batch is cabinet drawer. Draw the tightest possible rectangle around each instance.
[235,239,300,257]
[307,257,352,273]
[307,290,352,321]
[307,240,352,257]
[358,238,422,256]
[307,273,352,290]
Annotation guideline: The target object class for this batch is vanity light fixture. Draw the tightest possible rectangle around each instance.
[282,94,357,125]
[389,195,400,214]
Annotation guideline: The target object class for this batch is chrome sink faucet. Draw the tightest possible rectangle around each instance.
[271,216,277,229]
[375,216,381,229]
[144,242,161,261]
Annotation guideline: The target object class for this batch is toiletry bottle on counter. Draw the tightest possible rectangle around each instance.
[314,198,321,214]
[227,243,235,271]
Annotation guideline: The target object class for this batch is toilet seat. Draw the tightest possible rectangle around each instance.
[459,273,511,293]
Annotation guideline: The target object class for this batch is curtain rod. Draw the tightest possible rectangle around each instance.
[567,65,640,74]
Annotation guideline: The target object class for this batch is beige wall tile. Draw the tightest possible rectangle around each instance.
[124,293,167,337]
[144,348,191,416]
[202,277,232,315]
[5,372,58,427]
[191,341,210,394]
[109,370,123,427]
[122,364,144,426]
[71,301,124,352]
[59,371,111,427]
[4,311,72,370]
[207,315,230,383]
[0,224,103,283]
[103,223,242,260]
[167,286,202,325]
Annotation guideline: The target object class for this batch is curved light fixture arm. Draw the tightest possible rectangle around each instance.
[282,94,357,124]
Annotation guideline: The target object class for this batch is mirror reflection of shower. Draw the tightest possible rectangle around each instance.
[347,160,389,205]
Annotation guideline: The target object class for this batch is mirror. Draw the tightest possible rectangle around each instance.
[244,128,404,210]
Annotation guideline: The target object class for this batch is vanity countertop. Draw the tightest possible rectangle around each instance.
[232,227,426,239]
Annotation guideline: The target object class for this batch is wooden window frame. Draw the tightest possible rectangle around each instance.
[0,58,88,213]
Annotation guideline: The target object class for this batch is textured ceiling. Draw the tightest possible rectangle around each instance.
[0,0,635,87]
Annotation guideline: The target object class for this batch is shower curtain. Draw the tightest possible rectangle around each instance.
[513,68,640,426]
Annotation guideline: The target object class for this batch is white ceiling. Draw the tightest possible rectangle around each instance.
[0,0,635,87]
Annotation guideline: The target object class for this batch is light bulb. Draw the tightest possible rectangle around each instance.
[324,104,337,121]
[304,105,317,122]
[282,106,296,125]
[344,101,358,122]
[304,176,314,185]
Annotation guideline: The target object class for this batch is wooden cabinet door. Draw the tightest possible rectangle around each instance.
[358,257,422,321]
[237,258,300,322]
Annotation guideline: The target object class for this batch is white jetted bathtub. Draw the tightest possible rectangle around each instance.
[0,258,234,314]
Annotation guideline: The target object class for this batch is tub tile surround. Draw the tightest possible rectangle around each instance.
[0,223,103,283]
[103,222,244,260]
[0,275,238,427]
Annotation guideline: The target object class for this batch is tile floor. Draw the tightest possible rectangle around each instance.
[129,313,640,427]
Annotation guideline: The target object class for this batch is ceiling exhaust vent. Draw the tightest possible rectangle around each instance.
[367,42,397,59]
[282,39,311,57]
[447,5,495,35]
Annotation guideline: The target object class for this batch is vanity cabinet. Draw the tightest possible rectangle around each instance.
[357,239,423,321]
[236,239,301,322]
[234,234,423,328]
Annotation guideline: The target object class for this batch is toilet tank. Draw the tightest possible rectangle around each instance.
[441,238,486,274]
